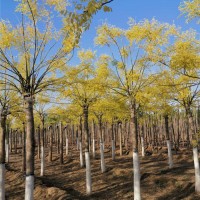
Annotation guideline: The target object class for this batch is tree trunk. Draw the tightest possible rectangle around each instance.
[5,124,9,164]
[37,127,40,159]
[111,122,115,160]
[0,113,6,200]
[22,122,26,173]
[76,127,79,150]
[193,147,200,192]
[48,126,53,162]
[57,125,60,154]
[65,128,68,156]
[59,122,63,164]
[83,104,92,195]
[79,117,84,168]
[141,125,145,157]
[119,123,123,156]
[98,115,106,173]
[40,120,45,176]
[130,101,141,200]
[24,96,35,200]
[164,115,173,168]
[14,130,17,154]
[186,107,200,193]
[92,120,96,159]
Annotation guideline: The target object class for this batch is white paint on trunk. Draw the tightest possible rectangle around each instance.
[5,142,9,163]
[40,146,45,176]
[133,152,141,200]
[66,138,68,155]
[85,152,92,195]
[92,139,95,159]
[112,140,115,160]
[141,137,145,157]
[0,164,5,200]
[80,142,84,168]
[25,175,34,200]
[193,147,200,193]
[166,140,173,169]
[100,142,106,173]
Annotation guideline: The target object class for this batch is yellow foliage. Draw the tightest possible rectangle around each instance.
[46,0,68,12]
[95,24,123,45]
[179,0,200,22]
[78,50,95,61]
[0,22,15,48]
[170,40,200,70]
[16,0,39,17]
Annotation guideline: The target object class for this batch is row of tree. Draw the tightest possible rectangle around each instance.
[0,0,199,200]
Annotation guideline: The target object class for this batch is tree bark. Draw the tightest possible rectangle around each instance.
[0,112,6,200]
[186,106,200,193]
[59,122,63,164]
[48,126,53,162]
[5,124,9,163]
[164,115,173,168]
[40,119,45,176]
[130,101,141,200]
[98,115,106,173]
[111,122,115,161]
[37,126,40,159]
[119,123,123,156]
[24,96,35,200]
[92,119,96,159]
[79,117,84,167]
[22,122,26,173]
[83,104,92,195]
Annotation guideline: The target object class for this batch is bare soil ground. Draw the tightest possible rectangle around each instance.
[5,145,200,200]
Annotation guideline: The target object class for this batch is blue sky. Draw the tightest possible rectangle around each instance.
[0,0,199,63]
[80,0,198,49]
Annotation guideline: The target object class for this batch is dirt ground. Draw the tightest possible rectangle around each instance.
[5,144,200,200]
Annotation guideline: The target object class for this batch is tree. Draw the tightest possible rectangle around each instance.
[91,95,128,162]
[179,0,200,23]
[95,19,173,199]
[34,95,50,176]
[0,74,20,200]
[154,29,200,192]
[61,50,110,194]
[0,0,114,199]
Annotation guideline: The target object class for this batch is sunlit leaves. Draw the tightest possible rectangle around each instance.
[179,0,200,23]
[95,24,123,45]
[0,21,15,48]
[46,0,69,12]
[170,40,200,70]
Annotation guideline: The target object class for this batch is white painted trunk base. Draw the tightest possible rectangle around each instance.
[92,139,95,159]
[80,142,84,168]
[166,140,173,169]
[141,137,145,157]
[85,152,92,195]
[112,140,115,160]
[100,142,106,173]
[0,164,5,200]
[133,152,141,200]
[193,147,200,193]
[40,146,45,176]
[5,143,9,163]
[25,175,34,200]
[66,138,68,155]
